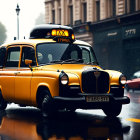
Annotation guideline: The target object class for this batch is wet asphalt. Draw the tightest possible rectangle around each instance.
[0,89,140,140]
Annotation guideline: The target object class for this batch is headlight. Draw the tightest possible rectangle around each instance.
[119,75,127,85]
[60,72,69,85]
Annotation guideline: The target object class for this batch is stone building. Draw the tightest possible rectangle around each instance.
[45,0,140,78]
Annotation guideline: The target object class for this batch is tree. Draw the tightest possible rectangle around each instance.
[0,22,7,45]
[35,13,45,25]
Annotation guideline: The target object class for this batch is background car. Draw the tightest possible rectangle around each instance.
[125,71,140,91]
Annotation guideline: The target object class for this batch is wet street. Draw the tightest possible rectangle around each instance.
[0,90,140,140]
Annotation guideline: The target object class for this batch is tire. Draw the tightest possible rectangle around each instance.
[103,103,122,117]
[39,90,55,117]
[0,90,7,110]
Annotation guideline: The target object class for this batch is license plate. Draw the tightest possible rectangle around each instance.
[86,96,109,102]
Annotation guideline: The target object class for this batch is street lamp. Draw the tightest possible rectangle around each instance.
[16,4,20,40]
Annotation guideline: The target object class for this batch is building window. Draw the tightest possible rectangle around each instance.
[96,1,100,21]
[59,9,61,24]
[83,2,87,23]
[52,10,55,24]
[69,5,73,26]
[126,0,136,13]
[112,0,116,16]
[129,0,136,12]
[125,0,128,13]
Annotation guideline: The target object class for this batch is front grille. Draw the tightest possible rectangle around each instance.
[82,70,109,93]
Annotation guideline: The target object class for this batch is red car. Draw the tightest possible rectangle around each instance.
[125,71,140,91]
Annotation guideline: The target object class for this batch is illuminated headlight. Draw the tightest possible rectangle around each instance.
[119,75,127,85]
[60,74,69,85]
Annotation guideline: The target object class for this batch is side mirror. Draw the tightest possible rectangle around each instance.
[25,59,33,71]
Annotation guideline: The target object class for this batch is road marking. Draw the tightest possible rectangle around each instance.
[126,118,140,123]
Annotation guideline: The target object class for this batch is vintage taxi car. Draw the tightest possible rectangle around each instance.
[0,24,130,117]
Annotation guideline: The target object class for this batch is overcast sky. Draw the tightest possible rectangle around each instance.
[0,0,45,42]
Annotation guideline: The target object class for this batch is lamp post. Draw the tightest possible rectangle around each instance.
[16,4,20,40]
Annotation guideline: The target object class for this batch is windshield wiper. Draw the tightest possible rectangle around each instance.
[61,59,84,64]
[49,60,63,63]
[49,59,84,64]
[39,59,98,66]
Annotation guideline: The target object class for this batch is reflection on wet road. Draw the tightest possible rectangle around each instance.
[0,108,130,140]
[0,90,140,140]
[127,90,140,104]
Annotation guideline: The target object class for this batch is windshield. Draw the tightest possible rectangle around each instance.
[36,43,98,65]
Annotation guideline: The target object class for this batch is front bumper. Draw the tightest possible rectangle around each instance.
[53,94,130,109]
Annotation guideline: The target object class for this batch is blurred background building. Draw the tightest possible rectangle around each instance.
[44,0,140,78]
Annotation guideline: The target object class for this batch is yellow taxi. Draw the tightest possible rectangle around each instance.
[0,24,130,117]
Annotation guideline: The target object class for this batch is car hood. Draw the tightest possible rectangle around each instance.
[33,64,102,73]
[33,64,122,85]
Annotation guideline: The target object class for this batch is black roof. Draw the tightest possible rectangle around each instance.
[30,24,74,39]
[31,24,72,30]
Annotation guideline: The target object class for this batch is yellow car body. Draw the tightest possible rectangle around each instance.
[0,24,130,117]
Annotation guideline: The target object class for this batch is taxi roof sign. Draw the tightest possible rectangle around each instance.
[51,29,69,37]
[29,24,75,42]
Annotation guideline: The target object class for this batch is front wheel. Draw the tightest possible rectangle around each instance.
[40,90,56,117]
[0,91,7,110]
[103,103,122,117]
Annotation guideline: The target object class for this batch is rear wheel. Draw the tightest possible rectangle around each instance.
[0,90,7,110]
[103,103,122,117]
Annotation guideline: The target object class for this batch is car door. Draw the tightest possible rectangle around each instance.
[0,46,20,101]
[14,45,36,105]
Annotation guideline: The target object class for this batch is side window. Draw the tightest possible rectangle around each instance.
[70,50,78,59]
[68,45,82,60]
[5,47,20,67]
[21,47,36,67]
[82,49,90,63]
[0,47,6,67]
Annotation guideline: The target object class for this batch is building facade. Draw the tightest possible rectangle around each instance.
[45,0,140,78]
